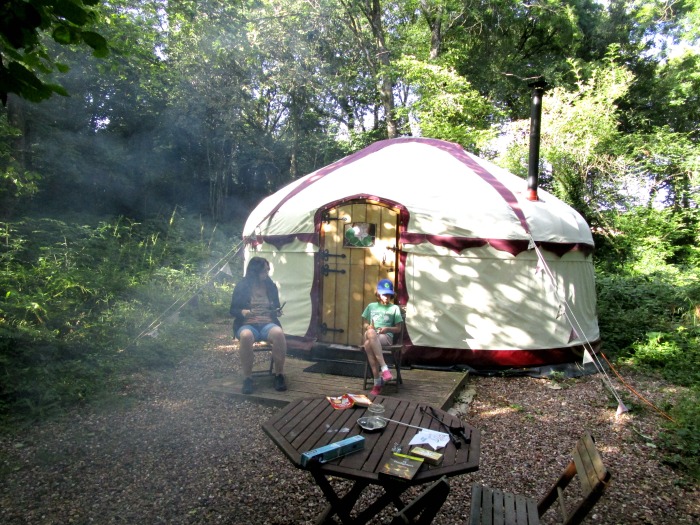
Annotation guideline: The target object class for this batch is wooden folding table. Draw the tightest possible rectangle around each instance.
[262,395,481,524]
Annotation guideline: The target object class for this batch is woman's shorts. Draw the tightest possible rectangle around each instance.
[236,323,279,342]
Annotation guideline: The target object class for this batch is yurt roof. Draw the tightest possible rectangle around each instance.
[244,138,593,247]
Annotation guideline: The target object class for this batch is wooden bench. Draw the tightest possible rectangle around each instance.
[469,432,611,525]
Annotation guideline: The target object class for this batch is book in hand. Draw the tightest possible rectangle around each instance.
[378,452,424,480]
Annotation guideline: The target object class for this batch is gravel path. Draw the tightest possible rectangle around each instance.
[1,325,698,524]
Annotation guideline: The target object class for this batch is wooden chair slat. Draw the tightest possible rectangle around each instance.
[555,486,568,522]
[573,432,608,496]
[483,486,495,525]
[502,491,516,525]
[515,493,535,525]
[470,483,485,525]
[469,432,611,525]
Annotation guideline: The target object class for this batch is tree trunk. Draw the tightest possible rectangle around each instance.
[421,0,443,60]
[367,0,397,138]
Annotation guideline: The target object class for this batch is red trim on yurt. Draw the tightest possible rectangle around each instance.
[245,232,593,257]
[400,234,593,257]
[401,340,601,369]
[260,140,395,223]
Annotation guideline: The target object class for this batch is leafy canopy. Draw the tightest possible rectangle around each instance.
[0,0,109,104]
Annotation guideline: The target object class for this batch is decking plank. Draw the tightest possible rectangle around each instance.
[208,356,469,410]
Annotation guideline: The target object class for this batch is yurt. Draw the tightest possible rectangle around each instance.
[241,138,599,369]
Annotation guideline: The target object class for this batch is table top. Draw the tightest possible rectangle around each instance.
[262,395,481,485]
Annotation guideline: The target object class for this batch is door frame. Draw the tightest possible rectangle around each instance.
[308,196,409,345]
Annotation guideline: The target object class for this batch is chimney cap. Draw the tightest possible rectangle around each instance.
[527,76,548,89]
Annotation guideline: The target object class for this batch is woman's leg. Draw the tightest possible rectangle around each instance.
[238,328,255,378]
[267,325,287,375]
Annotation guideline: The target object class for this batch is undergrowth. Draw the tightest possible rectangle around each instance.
[594,206,700,481]
[0,211,240,426]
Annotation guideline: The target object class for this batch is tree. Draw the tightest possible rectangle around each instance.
[435,0,610,116]
[0,0,109,104]
[0,111,39,218]
[394,56,496,150]
[3,0,697,225]
[497,58,633,221]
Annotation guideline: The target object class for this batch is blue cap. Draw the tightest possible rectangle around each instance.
[377,279,394,295]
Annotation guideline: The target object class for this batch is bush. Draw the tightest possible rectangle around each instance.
[595,206,700,481]
[595,271,699,360]
[659,389,700,481]
[0,212,238,424]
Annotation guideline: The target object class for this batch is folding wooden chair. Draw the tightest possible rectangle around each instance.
[362,306,405,391]
[469,432,611,525]
[234,339,275,376]
[251,341,274,376]
[391,476,450,525]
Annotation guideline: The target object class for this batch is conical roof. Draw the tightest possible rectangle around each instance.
[245,138,593,249]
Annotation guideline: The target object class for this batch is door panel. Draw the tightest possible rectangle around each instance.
[319,202,399,346]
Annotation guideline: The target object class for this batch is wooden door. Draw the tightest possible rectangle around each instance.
[318,202,399,346]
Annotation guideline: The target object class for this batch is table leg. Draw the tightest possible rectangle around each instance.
[309,469,413,525]
[353,482,410,524]
[311,469,369,525]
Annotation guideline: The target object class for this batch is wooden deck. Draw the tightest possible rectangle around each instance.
[208,355,470,410]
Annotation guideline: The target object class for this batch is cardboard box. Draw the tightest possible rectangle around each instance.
[409,446,444,466]
[300,435,365,467]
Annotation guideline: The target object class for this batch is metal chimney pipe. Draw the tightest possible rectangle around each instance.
[527,78,547,201]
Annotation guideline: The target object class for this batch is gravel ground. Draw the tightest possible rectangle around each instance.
[1,325,698,525]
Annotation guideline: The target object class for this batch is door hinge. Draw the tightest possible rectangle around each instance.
[323,264,347,276]
[320,323,344,335]
[321,249,347,261]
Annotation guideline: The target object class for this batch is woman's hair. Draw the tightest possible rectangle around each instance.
[244,257,270,279]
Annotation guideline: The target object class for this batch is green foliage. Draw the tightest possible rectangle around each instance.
[595,272,696,357]
[595,206,700,364]
[0,0,109,103]
[658,390,700,481]
[0,212,236,423]
[620,127,700,209]
[497,57,634,220]
[595,205,700,480]
[630,329,700,386]
[594,207,700,273]
[0,113,40,216]
[394,57,498,151]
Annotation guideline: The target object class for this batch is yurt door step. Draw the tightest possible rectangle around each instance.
[317,201,401,349]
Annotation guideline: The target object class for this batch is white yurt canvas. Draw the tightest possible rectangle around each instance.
[241,138,599,369]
